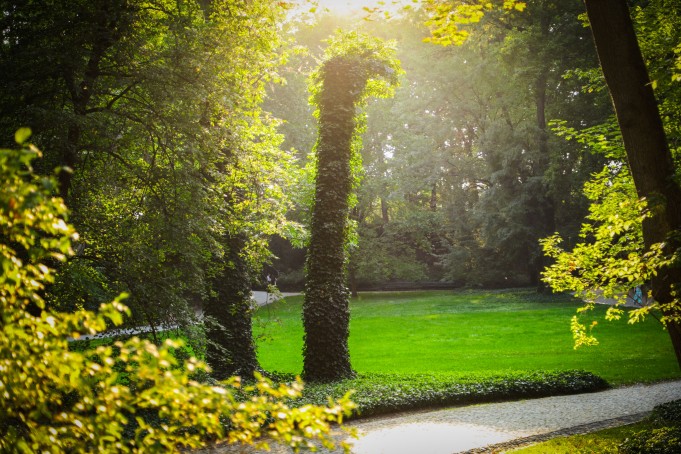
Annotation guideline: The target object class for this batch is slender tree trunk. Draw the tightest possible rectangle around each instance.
[530,70,555,289]
[303,58,360,382]
[381,197,390,224]
[60,124,80,202]
[584,0,681,366]
[59,7,116,202]
[376,148,390,224]
[205,233,259,379]
[430,183,438,212]
[349,263,359,299]
[530,3,555,290]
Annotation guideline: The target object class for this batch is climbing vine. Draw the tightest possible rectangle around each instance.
[302,30,401,382]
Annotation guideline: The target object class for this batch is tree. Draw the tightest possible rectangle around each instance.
[302,31,401,382]
[423,0,681,365]
[0,131,354,453]
[205,233,259,379]
[377,3,606,287]
[572,0,681,363]
[267,5,608,290]
[0,0,296,375]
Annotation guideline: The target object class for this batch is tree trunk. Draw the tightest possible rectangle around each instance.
[303,58,360,382]
[381,197,390,224]
[349,262,359,299]
[529,3,555,290]
[59,7,116,202]
[377,147,390,223]
[204,233,259,379]
[430,183,438,212]
[584,0,681,366]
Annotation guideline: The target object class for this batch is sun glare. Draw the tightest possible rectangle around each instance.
[290,0,413,17]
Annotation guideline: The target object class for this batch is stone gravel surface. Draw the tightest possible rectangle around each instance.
[348,380,681,453]
[206,379,681,454]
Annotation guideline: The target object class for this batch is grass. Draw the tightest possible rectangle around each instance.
[508,422,644,453]
[254,289,681,385]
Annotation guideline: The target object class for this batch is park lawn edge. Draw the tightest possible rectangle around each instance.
[268,369,609,420]
[509,398,681,453]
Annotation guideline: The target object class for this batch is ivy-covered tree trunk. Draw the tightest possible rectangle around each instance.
[205,233,259,379]
[303,58,359,382]
[302,32,400,383]
[584,0,681,365]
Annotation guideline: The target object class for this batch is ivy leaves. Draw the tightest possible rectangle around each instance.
[303,31,401,382]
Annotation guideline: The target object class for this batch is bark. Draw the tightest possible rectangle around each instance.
[529,69,555,288]
[529,3,555,289]
[430,184,438,212]
[584,0,681,365]
[59,3,120,201]
[204,233,259,379]
[349,264,359,299]
[376,148,390,223]
[380,197,390,224]
[303,57,364,382]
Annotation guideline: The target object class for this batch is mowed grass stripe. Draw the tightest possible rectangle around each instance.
[253,290,681,385]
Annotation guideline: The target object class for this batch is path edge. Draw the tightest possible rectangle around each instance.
[464,411,650,453]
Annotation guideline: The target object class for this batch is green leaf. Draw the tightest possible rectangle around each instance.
[14,128,31,144]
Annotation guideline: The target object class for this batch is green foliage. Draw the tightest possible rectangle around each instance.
[307,29,402,193]
[619,426,681,454]
[0,137,354,453]
[424,0,526,46]
[310,30,402,101]
[541,123,679,348]
[270,370,607,418]
[651,399,681,425]
[302,30,402,381]
[622,400,681,454]
[0,0,298,346]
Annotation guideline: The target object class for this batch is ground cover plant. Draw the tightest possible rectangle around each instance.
[254,289,681,385]
[271,370,607,418]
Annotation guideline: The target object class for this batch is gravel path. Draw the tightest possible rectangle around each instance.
[347,380,681,453]
[206,379,681,454]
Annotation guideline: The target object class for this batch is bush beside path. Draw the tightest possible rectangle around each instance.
[206,379,681,453]
[345,379,681,453]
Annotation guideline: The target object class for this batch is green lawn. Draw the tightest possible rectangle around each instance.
[254,289,681,385]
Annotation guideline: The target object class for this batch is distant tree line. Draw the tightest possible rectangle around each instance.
[267,2,612,289]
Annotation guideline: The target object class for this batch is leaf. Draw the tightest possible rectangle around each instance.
[15,128,32,144]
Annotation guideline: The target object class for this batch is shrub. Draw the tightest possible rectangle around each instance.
[618,399,681,454]
[272,370,608,418]
[0,131,354,453]
[650,399,681,424]
[619,426,681,454]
